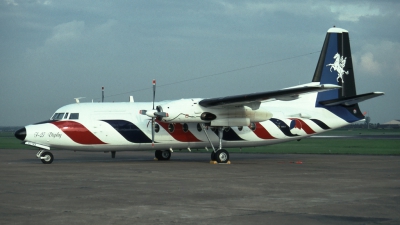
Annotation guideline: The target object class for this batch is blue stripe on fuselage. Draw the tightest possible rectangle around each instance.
[102,120,152,143]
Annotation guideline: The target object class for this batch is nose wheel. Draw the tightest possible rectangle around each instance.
[36,150,54,164]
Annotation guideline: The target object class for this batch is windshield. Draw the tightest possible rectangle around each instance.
[51,113,65,120]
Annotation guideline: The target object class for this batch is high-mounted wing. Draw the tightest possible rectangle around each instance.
[199,84,340,108]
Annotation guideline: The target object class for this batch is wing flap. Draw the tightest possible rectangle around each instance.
[319,92,384,106]
[199,84,340,108]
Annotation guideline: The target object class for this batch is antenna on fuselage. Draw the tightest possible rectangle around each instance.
[102,86,104,102]
[74,97,85,103]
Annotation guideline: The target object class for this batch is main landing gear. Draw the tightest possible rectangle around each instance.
[36,150,54,164]
[211,149,229,163]
[155,150,171,160]
[201,124,230,164]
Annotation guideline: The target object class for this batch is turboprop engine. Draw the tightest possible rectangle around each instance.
[152,99,272,126]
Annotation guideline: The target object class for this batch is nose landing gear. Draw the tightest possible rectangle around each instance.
[36,150,54,164]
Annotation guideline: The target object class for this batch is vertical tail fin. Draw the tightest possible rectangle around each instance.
[313,27,357,96]
[312,27,364,122]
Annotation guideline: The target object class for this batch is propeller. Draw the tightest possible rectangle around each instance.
[139,80,169,147]
[151,80,155,146]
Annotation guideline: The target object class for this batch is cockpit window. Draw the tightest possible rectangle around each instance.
[64,113,69,119]
[51,113,65,120]
[69,113,79,119]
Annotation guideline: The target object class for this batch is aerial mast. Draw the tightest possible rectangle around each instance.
[102,86,104,102]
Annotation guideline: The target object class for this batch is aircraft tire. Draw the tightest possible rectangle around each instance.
[155,150,162,160]
[211,151,216,161]
[160,150,171,160]
[40,152,54,164]
[215,149,229,163]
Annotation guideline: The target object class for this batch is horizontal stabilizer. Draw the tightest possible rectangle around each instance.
[319,92,384,106]
[199,84,340,108]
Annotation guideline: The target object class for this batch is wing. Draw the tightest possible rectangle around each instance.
[199,84,340,109]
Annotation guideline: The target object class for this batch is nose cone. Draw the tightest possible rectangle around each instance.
[15,128,26,141]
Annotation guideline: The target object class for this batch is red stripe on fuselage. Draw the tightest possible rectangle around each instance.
[294,120,302,129]
[253,122,276,139]
[291,119,315,134]
[52,121,106,145]
[157,121,201,142]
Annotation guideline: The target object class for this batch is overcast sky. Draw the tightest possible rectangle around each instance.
[1,0,399,126]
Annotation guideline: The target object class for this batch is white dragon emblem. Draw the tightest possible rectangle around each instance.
[326,53,349,83]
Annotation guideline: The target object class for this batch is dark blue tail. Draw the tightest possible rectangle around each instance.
[312,27,364,123]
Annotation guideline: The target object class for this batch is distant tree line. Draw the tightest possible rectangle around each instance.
[344,123,399,129]
[0,127,23,132]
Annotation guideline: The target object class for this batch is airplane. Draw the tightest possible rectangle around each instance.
[14,27,384,164]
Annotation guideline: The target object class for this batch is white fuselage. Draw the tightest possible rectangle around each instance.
[22,91,350,152]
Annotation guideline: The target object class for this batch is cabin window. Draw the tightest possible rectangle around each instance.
[183,123,188,133]
[168,124,175,133]
[69,113,79,119]
[238,126,243,131]
[249,122,256,131]
[155,124,160,133]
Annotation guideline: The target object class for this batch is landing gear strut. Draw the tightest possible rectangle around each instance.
[36,150,54,164]
[201,124,230,163]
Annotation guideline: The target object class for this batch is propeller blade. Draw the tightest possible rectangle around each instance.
[150,80,157,146]
[152,79,156,110]
[151,118,155,147]
[154,112,168,117]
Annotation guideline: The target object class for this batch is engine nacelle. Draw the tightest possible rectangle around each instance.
[210,107,273,126]
[157,99,273,126]
[245,108,273,123]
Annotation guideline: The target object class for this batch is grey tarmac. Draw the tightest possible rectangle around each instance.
[1,149,399,225]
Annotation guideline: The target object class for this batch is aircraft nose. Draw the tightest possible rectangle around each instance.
[15,128,26,141]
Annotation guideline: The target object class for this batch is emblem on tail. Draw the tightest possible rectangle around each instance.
[326,53,349,83]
